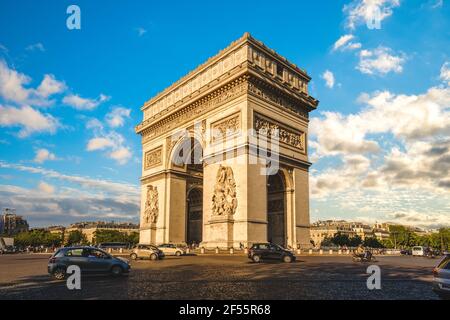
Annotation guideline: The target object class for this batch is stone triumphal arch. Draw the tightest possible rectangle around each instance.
[135,33,318,248]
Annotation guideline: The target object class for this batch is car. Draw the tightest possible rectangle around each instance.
[248,243,296,263]
[0,245,17,254]
[412,246,425,256]
[48,246,130,280]
[433,253,450,300]
[130,244,164,261]
[157,243,185,256]
[400,249,412,255]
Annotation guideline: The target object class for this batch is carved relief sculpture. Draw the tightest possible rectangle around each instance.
[211,113,241,143]
[144,146,162,170]
[211,165,237,216]
[254,113,305,152]
[144,185,159,225]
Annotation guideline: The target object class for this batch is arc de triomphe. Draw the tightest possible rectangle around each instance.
[135,33,318,249]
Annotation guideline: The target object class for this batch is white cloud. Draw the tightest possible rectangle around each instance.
[321,70,335,88]
[310,70,450,228]
[343,0,400,30]
[86,128,132,165]
[109,147,132,165]
[332,34,362,51]
[36,74,66,98]
[62,93,110,111]
[86,137,115,151]
[105,107,131,128]
[0,161,139,198]
[136,27,147,36]
[26,43,45,52]
[34,148,56,163]
[311,86,450,158]
[0,59,65,106]
[0,104,59,137]
[38,181,55,194]
[357,46,405,75]
[440,61,450,85]
[0,59,31,104]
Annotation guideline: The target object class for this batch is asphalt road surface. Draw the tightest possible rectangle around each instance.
[0,253,442,300]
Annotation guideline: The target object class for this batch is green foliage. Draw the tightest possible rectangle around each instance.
[14,230,63,247]
[92,230,139,245]
[388,226,449,250]
[321,232,363,247]
[66,230,88,246]
[363,237,384,248]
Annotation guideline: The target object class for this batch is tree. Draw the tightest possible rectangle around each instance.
[92,230,139,246]
[66,230,88,246]
[363,237,384,248]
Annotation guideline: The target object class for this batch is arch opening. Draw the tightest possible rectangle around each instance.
[267,171,287,247]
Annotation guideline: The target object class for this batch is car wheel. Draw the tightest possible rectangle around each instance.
[175,251,181,256]
[150,253,158,261]
[252,255,261,263]
[52,267,66,280]
[130,253,138,260]
[111,265,123,276]
[283,255,293,263]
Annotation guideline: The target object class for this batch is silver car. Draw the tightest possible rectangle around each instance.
[433,253,450,299]
[157,243,185,256]
[130,244,164,261]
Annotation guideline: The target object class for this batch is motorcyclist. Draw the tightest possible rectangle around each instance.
[354,244,365,258]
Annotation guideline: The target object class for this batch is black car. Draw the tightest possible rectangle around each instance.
[248,243,296,263]
[48,246,131,280]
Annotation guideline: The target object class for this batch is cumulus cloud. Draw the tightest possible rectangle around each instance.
[38,181,55,194]
[332,34,362,51]
[0,104,59,137]
[321,70,335,88]
[0,183,139,227]
[85,125,132,165]
[343,0,400,30]
[310,72,450,228]
[86,137,115,151]
[0,59,65,106]
[105,107,131,128]
[62,93,110,111]
[34,148,57,163]
[36,74,66,98]
[357,47,405,75]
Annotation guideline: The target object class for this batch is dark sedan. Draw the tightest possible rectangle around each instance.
[48,246,130,280]
[248,243,296,263]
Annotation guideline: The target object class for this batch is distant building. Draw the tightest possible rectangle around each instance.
[350,222,373,240]
[310,220,356,247]
[372,228,390,241]
[64,221,139,243]
[0,209,29,235]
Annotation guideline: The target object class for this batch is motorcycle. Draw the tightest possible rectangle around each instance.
[352,250,377,262]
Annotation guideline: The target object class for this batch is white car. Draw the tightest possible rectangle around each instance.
[157,244,185,256]
[412,246,425,256]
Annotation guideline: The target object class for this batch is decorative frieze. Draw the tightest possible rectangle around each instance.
[211,112,241,143]
[141,76,249,144]
[254,113,306,153]
[144,146,163,170]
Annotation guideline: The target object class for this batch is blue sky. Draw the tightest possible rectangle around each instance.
[0,0,449,228]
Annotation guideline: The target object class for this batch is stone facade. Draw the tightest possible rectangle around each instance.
[135,33,318,248]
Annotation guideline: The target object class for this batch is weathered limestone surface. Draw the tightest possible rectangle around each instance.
[136,33,318,248]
